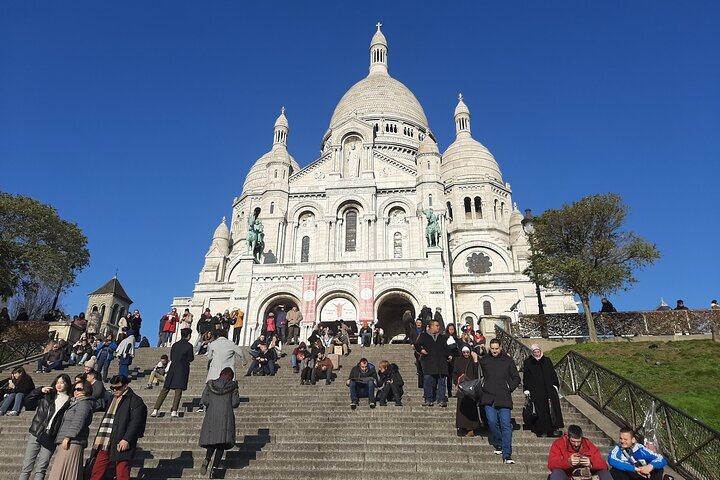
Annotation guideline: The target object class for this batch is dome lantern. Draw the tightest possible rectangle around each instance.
[369,22,388,76]
[273,106,289,148]
[454,93,471,139]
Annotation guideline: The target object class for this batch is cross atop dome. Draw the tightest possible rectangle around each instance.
[376,22,382,31]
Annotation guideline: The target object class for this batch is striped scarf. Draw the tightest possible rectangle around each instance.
[93,390,126,451]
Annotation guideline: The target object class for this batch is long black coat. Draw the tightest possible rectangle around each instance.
[414,332,450,375]
[479,352,520,409]
[199,379,240,448]
[522,355,564,434]
[164,339,194,390]
[105,388,148,462]
[453,355,481,429]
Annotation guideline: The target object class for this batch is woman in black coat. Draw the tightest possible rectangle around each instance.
[452,346,481,436]
[199,367,240,477]
[19,374,72,480]
[522,344,564,437]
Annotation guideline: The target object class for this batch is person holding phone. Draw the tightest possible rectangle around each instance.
[548,424,611,479]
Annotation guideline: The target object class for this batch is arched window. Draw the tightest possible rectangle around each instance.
[100,305,107,325]
[345,210,357,252]
[270,202,275,214]
[393,232,402,259]
[493,199,498,220]
[301,236,310,263]
[483,301,492,316]
[474,197,482,219]
[500,202,505,218]
[428,194,433,207]
[274,169,278,178]
[446,201,453,221]
[464,197,472,219]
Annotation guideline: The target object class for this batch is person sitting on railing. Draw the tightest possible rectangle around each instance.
[548,424,612,480]
[608,427,667,480]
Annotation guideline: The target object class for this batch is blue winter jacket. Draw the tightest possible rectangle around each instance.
[608,443,667,472]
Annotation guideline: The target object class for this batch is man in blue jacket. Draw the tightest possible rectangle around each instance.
[608,427,667,480]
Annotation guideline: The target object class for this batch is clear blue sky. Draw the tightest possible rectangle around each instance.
[2,2,718,340]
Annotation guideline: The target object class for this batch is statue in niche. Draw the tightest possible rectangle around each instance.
[344,138,361,177]
[246,216,265,263]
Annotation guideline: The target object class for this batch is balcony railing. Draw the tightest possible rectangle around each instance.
[514,309,720,338]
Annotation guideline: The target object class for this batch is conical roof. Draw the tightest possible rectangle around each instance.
[88,277,132,303]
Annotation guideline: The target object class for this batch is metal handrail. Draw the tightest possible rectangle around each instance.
[0,338,49,371]
[494,324,534,370]
[556,350,720,480]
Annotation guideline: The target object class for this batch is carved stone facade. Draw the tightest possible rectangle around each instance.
[172,25,577,346]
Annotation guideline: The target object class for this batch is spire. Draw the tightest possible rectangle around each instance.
[454,93,471,139]
[369,22,388,76]
[273,106,289,147]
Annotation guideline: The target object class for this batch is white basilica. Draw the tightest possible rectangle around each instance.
[172,25,577,345]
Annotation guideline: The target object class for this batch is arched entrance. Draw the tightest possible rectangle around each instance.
[261,296,300,323]
[376,292,415,342]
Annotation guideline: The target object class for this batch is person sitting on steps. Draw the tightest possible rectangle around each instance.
[376,360,404,406]
[311,351,334,385]
[144,354,168,389]
[290,342,307,373]
[547,424,612,480]
[346,358,378,410]
[608,427,667,480]
[245,343,276,376]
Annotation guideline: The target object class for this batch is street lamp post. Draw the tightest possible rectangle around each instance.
[521,209,546,316]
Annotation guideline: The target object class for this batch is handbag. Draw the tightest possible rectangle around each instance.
[571,467,600,480]
[83,448,98,480]
[522,395,537,427]
[457,361,483,402]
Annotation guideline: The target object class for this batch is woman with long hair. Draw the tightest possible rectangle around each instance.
[0,366,35,416]
[47,380,94,480]
[19,374,72,480]
[199,367,240,477]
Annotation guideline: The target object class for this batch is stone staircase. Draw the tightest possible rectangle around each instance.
[0,343,615,479]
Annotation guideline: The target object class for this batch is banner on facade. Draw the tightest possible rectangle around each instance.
[359,271,375,326]
[300,274,318,324]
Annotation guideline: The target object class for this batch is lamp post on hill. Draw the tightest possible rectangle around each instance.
[521,209,548,338]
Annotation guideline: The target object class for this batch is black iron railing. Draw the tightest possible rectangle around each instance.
[494,324,533,370]
[515,309,720,339]
[555,351,720,480]
[0,338,48,368]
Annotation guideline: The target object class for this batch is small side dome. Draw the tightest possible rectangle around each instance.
[213,217,229,240]
[417,130,439,156]
[454,93,470,117]
[274,106,289,129]
[509,203,524,227]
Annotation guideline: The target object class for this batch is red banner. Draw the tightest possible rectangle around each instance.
[300,274,317,324]
[358,272,375,326]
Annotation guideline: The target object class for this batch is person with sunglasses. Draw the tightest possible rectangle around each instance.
[19,374,72,480]
[47,380,94,480]
[88,375,147,480]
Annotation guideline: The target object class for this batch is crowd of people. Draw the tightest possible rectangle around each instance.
[1,301,673,480]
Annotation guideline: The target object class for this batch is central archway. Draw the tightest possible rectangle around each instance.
[376,292,415,342]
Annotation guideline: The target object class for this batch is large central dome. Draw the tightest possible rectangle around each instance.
[328,24,428,130]
[330,74,429,129]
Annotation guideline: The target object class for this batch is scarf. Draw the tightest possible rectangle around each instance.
[94,390,126,451]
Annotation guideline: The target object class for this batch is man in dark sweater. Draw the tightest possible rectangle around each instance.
[346,358,379,409]
[480,338,521,465]
[414,320,452,407]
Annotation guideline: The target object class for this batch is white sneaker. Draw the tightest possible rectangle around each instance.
[170,411,178,417]
[150,409,158,417]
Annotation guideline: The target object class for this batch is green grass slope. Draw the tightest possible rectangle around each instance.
[546,340,720,431]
